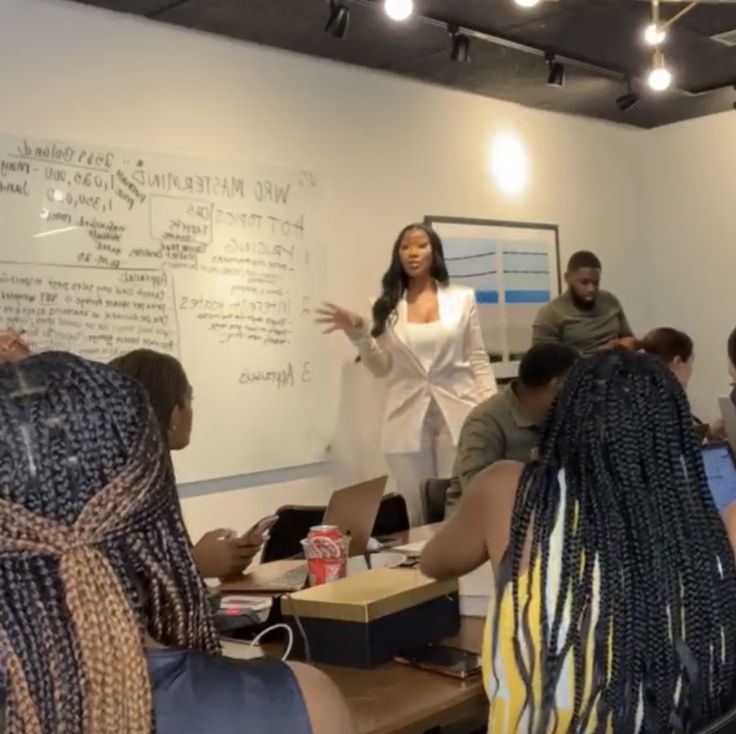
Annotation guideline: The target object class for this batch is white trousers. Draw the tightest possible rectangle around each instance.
[385,402,456,527]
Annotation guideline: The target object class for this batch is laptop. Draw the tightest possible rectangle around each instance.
[701,441,736,511]
[220,476,387,594]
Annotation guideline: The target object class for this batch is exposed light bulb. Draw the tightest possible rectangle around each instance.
[384,0,413,21]
[644,23,666,46]
[514,0,542,6]
[648,65,672,91]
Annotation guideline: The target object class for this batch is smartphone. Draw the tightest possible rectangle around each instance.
[244,514,280,540]
[394,644,482,679]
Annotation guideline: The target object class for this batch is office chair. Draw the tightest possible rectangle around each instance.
[372,492,410,536]
[421,478,452,525]
[260,505,325,563]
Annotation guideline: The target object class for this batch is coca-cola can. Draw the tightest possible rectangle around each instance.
[301,525,348,586]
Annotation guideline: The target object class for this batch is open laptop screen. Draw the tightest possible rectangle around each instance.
[701,442,736,511]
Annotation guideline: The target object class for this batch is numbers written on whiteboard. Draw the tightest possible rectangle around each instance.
[239,361,313,389]
[46,189,113,213]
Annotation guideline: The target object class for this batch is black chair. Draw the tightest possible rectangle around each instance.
[697,704,736,733]
[372,492,410,537]
[421,478,452,525]
[260,505,325,563]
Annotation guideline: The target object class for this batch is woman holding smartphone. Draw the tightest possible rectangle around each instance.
[110,349,267,578]
[317,223,497,524]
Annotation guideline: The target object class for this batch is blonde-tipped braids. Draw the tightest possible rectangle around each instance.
[0,352,220,733]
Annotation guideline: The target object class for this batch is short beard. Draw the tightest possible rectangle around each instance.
[570,291,596,311]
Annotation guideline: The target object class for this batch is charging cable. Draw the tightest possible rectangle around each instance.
[250,623,294,661]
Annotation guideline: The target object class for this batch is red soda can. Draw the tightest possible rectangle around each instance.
[302,525,348,586]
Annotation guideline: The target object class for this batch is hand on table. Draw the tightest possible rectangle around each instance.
[607,336,639,351]
[708,418,727,442]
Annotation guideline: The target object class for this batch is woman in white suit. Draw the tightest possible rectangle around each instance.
[317,223,497,524]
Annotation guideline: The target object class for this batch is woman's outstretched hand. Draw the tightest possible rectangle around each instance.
[315,303,363,334]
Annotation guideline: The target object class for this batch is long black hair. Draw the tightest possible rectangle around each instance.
[728,326,736,368]
[109,349,189,443]
[493,348,736,733]
[370,223,449,338]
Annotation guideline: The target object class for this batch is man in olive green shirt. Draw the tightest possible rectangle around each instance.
[532,251,633,356]
[446,343,579,512]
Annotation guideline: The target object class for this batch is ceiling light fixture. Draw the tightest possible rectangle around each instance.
[644,22,666,46]
[514,0,542,7]
[648,48,672,91]
[448,23,471,62]
[384,0,413,22]
[546,55,565,87]
[325,1,350,38]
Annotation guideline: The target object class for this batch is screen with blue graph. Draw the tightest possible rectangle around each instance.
[426,217,560,379]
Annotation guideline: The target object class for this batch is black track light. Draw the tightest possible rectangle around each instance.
[325,0,350,39]
[616,92,640,112]
[448,23,471,62]
[616,79,640,112]
[546,54,565,87]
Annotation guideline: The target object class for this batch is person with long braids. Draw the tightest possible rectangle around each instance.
[316,223,497,524]
[422,349,736,733]
[0,351,356,733]
[109,349,265,579]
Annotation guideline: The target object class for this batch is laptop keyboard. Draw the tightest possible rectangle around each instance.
[263,564,308,590]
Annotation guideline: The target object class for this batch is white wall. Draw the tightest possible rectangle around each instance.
[0,0,648,539]
[639,111,736,417]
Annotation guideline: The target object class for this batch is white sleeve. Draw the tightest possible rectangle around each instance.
[348,317,393,378]
[465,290,497,400]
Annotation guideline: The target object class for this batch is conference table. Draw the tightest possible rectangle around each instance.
[319,615,486,734]
[271,524,489,734]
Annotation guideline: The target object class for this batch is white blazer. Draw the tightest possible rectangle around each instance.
[350,284,497,454]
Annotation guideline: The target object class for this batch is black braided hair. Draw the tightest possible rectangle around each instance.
[0,352,219,733]
[495,348,736,733]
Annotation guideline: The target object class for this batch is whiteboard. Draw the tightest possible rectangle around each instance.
[0,132,335,483]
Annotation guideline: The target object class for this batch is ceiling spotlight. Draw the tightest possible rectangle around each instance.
[616,92,640,112]
[616,78,640,112]
[514,0,542,7]
[644,22,667,45]
[448,24,471,62]
[384,0,413,21]
[648,49,672,91]
[546,55,565,87]
[325,1,350,38]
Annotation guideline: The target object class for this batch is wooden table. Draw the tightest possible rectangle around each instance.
[318,525,488,734]
[319,616,487,734]
[234,524,489,734]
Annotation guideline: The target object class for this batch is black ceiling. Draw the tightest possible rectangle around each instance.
[71,0,736,128]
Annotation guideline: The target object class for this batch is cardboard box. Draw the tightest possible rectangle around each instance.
[282,567,459,668]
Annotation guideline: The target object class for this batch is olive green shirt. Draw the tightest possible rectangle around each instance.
[446,382,541,513]
[532,290,632,356]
